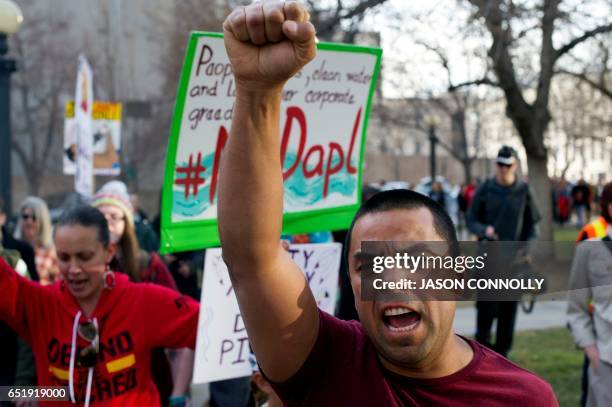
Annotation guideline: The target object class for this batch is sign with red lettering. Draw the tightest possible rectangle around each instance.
[161,32,381,252]
[193,243,341,383]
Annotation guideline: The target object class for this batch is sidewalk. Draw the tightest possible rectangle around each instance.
[453,299,568,336]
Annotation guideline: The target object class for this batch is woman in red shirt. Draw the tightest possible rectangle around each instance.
[0,206,199,406]
[91,181,181,403]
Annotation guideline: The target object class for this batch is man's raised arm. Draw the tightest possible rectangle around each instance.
[217,1,319,382]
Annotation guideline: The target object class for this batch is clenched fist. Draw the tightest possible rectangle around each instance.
[223,0,316,92]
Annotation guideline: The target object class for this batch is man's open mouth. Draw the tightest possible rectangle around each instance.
[382,307,421,332]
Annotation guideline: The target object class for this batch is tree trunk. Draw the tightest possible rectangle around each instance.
[526,153,553,241]
[27,165,42,196]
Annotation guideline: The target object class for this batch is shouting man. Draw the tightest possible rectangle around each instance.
[218,1,557,405]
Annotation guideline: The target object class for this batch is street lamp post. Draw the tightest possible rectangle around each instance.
[0,0,23,216]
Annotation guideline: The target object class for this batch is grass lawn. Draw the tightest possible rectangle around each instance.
[554,226,581,242]
[509,328,583,407]
[506,226,584,406]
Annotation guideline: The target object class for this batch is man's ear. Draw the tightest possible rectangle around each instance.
[0,213,6,227]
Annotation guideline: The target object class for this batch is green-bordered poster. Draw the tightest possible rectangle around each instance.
[161,32,382,253]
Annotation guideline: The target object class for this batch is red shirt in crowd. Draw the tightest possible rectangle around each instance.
[0,257,199,406]
[140,252,177,290]
[271,310,558,406]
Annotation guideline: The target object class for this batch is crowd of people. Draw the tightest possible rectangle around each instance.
[551,178,606,228]
[374,174,605,236]
[0,1,610,406]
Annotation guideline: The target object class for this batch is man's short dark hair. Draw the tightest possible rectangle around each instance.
[0,197,4,215]
[343,189,459,269]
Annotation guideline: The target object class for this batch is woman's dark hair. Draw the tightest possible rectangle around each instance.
[601,182,612,223]
[343,189,459,270]
[54,206,110,247]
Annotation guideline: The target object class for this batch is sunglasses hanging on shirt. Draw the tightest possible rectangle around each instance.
[77,321,99,368]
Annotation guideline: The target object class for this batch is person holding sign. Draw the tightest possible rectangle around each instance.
[218,1,557,406]
[0,206,199,406]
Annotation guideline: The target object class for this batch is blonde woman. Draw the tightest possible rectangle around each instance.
[14,196,60,285]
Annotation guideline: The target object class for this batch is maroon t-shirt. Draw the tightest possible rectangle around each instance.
[270,310,558,406]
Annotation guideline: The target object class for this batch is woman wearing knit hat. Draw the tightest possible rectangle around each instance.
[91,181,176,288]
[91,180,178,404]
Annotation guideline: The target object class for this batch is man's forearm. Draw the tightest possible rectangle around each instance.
[218,89,284,267]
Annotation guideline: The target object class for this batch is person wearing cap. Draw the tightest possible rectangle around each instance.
[467,145,542,356]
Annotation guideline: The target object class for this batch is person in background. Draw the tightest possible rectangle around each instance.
[92,181,175,288]
[465,178,478,208]
[14,196,59,285]
[573,181,612,406]
[0,206,199,406]
[91,181,179,405]
[458,180,477,239]
[249,354,282,407]
[0,227,38,407]
[0,198,37,282]
[555,178,571,225]
[467,145,541,357]
[429,181,446,209]
[577,203,609,243]
[130,193,149,223]
[165,250,200,407]
[164,249,252,407]
[130,193,160,253]
[567,182,612,407]
[166,251,204,303]
[0,199,39,406]
[572,179,592,228]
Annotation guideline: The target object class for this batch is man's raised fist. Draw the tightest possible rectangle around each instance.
[223,0,316,92]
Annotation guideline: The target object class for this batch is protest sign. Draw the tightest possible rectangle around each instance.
[74,55,94,197]
[64,101,122,175]
[192,243,342,384]
[161,32,381,253]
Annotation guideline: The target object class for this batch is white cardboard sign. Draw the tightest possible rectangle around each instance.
[193,243,342,383]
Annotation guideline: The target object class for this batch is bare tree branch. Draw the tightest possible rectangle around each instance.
[557,69,612,99]
[555,22,612,61]
[8,3,76,194]
[448,77,499,91]
[316,0,388,38]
